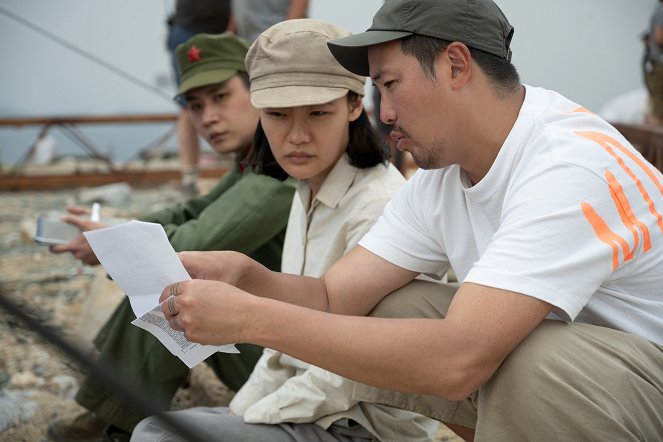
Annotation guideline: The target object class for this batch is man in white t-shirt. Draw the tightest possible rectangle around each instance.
[157,1,663,439]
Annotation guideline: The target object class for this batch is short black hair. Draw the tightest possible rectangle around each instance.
[245,92,391,180]
[236,71,250,89]
[400,34,520,96]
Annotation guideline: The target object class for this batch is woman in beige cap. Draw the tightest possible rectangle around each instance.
[132,18,440,442]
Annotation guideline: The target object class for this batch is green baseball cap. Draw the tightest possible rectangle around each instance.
[327,0,514,76]
[175,32,250,97]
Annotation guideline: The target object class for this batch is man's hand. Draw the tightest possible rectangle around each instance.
[178,251,253,285]
[160,279,258,346]
[48,206,106,265]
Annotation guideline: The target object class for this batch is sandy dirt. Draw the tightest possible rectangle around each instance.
[0,184,460,441]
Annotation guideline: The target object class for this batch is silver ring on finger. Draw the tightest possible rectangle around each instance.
[167,295,177,315]
[170,282,180,298]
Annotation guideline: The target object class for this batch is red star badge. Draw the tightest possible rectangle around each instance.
[188,45,202,63]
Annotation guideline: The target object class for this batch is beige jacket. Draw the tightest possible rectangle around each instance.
[230,155,440,441]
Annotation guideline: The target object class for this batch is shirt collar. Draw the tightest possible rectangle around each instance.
[295,153,359,211]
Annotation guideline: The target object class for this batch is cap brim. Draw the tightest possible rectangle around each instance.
[176,68,237,97]
[251,85,352,109]
[327,30,412,76]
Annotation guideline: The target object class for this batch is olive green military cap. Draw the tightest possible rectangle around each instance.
[175,32,250,97]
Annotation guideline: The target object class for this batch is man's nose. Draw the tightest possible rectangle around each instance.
[380,97,397,125]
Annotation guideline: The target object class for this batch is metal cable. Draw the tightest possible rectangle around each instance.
[0,290,208,442]
[0,5,173,102]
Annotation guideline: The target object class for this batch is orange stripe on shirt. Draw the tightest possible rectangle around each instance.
[573,106,592,114]
[605,170,651,252]
[576,131,663,194]
[581,202,629,270]
[577,131,663,234]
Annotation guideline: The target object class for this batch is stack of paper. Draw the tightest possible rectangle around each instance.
[84,220,238,368]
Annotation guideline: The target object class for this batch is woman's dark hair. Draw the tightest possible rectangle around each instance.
[243,120,290,180]
[245,92,391,180]
[236,71,251,89]
[400,34,520,97]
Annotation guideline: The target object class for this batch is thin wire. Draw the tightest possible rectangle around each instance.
[0,291,207,442]
[0,5,173,102]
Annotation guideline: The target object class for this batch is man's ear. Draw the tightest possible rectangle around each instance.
[445,42,472,89]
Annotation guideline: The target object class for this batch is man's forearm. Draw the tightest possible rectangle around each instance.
[247,296,479,400]
[655,27,663,47]
[243,281,553,401]
[237,255,331,311]
[286,0,309,19]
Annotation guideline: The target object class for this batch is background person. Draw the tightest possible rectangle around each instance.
[228,0,308,42]
[644,0,663,124]
[47,33,295,442]
[132,19,439,441]
[598,87,649,125]
[167,0,232,197]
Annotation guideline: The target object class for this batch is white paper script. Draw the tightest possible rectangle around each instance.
[84,220,238,368]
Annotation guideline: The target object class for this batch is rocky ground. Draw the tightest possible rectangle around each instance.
[0,181,459,441]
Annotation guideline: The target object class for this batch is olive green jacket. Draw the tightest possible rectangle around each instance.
[141,163,295,271]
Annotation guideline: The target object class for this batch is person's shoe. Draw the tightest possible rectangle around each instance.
[47,411,107,441]
[102,425,131,442]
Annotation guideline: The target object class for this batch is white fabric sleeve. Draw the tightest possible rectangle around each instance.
[465,163,621,321]
[359,175,451,279]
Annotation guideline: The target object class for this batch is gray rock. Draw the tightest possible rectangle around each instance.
[78,182,132,205]
[0,390,39,432]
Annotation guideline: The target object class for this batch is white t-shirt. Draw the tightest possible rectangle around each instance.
[360,85,663,345]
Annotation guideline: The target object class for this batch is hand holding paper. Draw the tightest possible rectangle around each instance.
[84,220,238,368]
[159,277,260,347]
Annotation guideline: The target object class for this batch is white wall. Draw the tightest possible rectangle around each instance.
[0,0,177,116]
[0,0,656,163]
[499,0,654,111]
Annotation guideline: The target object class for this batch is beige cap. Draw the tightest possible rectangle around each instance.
[245,19,366,108]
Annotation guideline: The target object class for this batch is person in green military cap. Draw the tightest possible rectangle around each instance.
[47,32,295,442]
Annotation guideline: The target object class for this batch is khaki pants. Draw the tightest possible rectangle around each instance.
[133,407,376,442]
[355,280,663,441]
